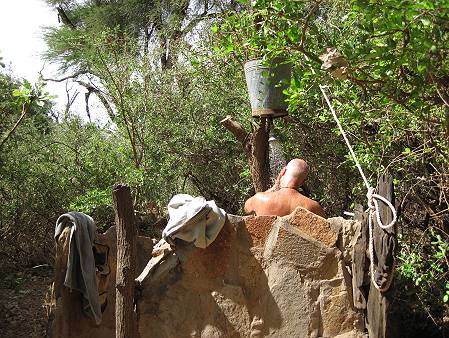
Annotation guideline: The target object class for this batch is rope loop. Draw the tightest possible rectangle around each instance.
[366,188,397,230]
[371,192,397,230]
[367,189,397,291]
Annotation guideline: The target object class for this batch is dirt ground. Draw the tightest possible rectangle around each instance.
[0,268,52,338]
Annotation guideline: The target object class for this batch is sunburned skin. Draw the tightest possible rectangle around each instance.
[257,195,271,202]
[244,159,326,218]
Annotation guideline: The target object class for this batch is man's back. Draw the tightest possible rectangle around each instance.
[244,188,326,218]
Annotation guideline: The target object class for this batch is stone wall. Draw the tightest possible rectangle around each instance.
[49,207,367,338]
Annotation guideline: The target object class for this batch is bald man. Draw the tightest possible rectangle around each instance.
[244,159,326,218]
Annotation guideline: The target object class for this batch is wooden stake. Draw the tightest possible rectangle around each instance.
[113,183,137,338]
[366,174,397,338]
[352,204,368,310]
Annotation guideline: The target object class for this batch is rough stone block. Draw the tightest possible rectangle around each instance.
[287,207,338,247]
[244,215,277,248]
[319,277,364,337]
[211,284,251,336]
[328,217,361,264]
[264,262,311,336]
[264,220,341,280]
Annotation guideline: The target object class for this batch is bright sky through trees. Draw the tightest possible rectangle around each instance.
[0,0,106,122]
[0,0,56,81]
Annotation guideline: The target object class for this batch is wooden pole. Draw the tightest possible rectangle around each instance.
[112,183,137,338]
[352,204,368,310]
[250,117,271,192]
[366,174,397,338]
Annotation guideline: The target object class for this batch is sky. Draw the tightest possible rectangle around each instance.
[0,0,108,124]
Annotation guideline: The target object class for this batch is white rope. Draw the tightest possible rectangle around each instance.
[318,84,397,292]
[367,188,397,292]
[319,85,371,191]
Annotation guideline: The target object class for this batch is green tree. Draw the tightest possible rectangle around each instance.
[41,0,253,215]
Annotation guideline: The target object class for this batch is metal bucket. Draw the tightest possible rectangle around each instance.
[244,58,292,118]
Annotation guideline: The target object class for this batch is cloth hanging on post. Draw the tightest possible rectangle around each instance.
[55,211,102,324]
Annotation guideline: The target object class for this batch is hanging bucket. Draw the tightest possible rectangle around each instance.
[244,58,292,118]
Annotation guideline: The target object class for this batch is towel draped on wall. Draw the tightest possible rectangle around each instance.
[162,194,227,248]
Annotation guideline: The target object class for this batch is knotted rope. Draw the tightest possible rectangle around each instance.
[318,84,397,292]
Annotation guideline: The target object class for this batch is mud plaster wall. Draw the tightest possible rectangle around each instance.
[49,227,153,338]
[50,208,366,338]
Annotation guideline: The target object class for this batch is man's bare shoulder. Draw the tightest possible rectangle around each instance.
[254,190,277,200]
[289,191,326,218]
[304,198,326,218]
[245,191,272,214]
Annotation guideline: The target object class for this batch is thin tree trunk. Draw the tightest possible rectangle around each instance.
[248,117,271,192]
[221,116,271,192]
[113,183,137,338]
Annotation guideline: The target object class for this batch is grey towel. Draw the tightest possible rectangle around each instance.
[55,212,101,324]
[162,194,226,248]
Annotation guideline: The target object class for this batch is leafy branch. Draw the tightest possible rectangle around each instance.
[0,79,53,149]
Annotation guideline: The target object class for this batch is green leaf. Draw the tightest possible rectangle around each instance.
[225,44,234,53]
[416,64,427,72]
[23,79,31,89]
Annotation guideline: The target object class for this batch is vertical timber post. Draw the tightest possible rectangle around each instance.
[112,183,137,338]
[366,173,397,338]
[248,116,271,192]
[352,204,369,310]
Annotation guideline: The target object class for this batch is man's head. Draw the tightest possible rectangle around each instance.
[279,158,309,188]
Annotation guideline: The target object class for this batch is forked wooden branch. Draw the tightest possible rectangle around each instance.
[220,115,249,144]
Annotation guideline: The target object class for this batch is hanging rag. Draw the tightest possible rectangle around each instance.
[54,211,102,324]
[162,194,226,248]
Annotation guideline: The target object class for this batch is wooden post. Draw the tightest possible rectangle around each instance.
[366,174,397,338]
[221,115,271,192]
[112,183,137,338]
[249,117,271,192]
[352,204,369,310]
